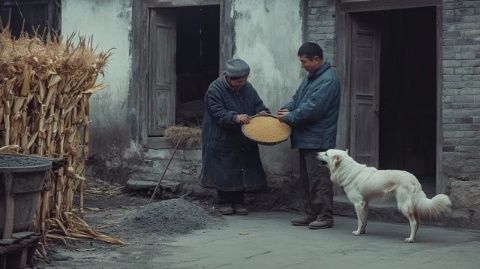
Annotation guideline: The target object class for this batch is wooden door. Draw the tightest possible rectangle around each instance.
[148,9,176,136]
[349,14,381,167]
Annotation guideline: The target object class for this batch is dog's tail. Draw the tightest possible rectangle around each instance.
[414,192,452,218]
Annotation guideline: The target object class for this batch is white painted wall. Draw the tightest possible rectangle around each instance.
[233,0,303,111]
[61,0,303,182]
[62,0,137,161]
[233,0,303,175]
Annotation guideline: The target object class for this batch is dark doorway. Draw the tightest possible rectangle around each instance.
[146,5,219,136]
[348,7,437,195]
[0,0,61,37]
[377,7,437,195]
[175,5,219,126]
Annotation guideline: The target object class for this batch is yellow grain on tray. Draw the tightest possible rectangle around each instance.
[243,116,290,143]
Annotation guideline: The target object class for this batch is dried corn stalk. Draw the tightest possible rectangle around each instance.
[0,28,121,245]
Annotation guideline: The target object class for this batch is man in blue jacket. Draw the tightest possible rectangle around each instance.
[278,42,341,229]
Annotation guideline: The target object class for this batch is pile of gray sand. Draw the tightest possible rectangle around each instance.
[122,198,218,235]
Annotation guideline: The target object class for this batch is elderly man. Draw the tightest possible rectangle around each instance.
[200,59,269,215]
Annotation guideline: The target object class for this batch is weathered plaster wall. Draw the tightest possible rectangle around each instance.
[62,0,141,170]
[442,0,480,228]
[232,0,303,177]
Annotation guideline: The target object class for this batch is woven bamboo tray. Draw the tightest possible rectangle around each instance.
[241,114,291,145]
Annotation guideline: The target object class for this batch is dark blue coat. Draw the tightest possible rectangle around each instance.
[282,62,341,150]
[200,76,269,191]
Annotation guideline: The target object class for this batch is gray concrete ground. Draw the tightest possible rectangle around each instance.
[47,211,480,269]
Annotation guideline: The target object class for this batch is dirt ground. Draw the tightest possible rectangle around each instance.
[36,179,224,269]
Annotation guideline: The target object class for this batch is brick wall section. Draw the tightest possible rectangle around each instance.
[442,0,480,227]
[305,0,480,227]
[305,0,337,66]
[306,0,480,181]
[442,0,480,179]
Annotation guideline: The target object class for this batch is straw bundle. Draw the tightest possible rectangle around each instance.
[164,126,202,148]
[0,28,123,248]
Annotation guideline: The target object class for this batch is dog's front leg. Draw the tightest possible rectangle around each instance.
[352,201,368,236]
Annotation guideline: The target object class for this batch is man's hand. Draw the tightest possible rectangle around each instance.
[234,114,250,124]
[277,108,289,120]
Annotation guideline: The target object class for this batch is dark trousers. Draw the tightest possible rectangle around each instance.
[299,149,333,220]
[217,190,244,205]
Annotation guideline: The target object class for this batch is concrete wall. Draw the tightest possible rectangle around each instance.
[232,0,303,178]
[62,0,140,171]
[441,0,480,228]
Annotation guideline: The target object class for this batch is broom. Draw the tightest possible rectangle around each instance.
[148,126,202,203]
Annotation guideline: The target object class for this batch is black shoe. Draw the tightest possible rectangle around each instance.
[233,203,248,215]
[308,218,334,229]
[291,215,316,226]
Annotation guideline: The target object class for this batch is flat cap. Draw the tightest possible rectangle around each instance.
[225,59,250,78]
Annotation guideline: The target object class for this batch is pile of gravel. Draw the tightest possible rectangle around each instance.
[0,154,51,168]
[121,198,217,235]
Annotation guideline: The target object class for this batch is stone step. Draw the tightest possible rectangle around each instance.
[126,178,181,193]
[124,181,449,227]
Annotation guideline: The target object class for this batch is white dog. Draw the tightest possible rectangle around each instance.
[317,149,452,242]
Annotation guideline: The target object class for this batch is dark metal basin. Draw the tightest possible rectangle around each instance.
[0,154,52,239]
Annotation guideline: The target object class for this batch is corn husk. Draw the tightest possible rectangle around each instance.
[0,28,120,247]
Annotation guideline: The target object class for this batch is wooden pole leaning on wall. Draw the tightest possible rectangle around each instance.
[148,126,202,203]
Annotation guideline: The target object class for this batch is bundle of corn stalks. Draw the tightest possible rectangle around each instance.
[0,28,124,249]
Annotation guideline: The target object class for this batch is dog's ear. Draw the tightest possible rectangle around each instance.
[333,154,342,166]
[345,149,349,154]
